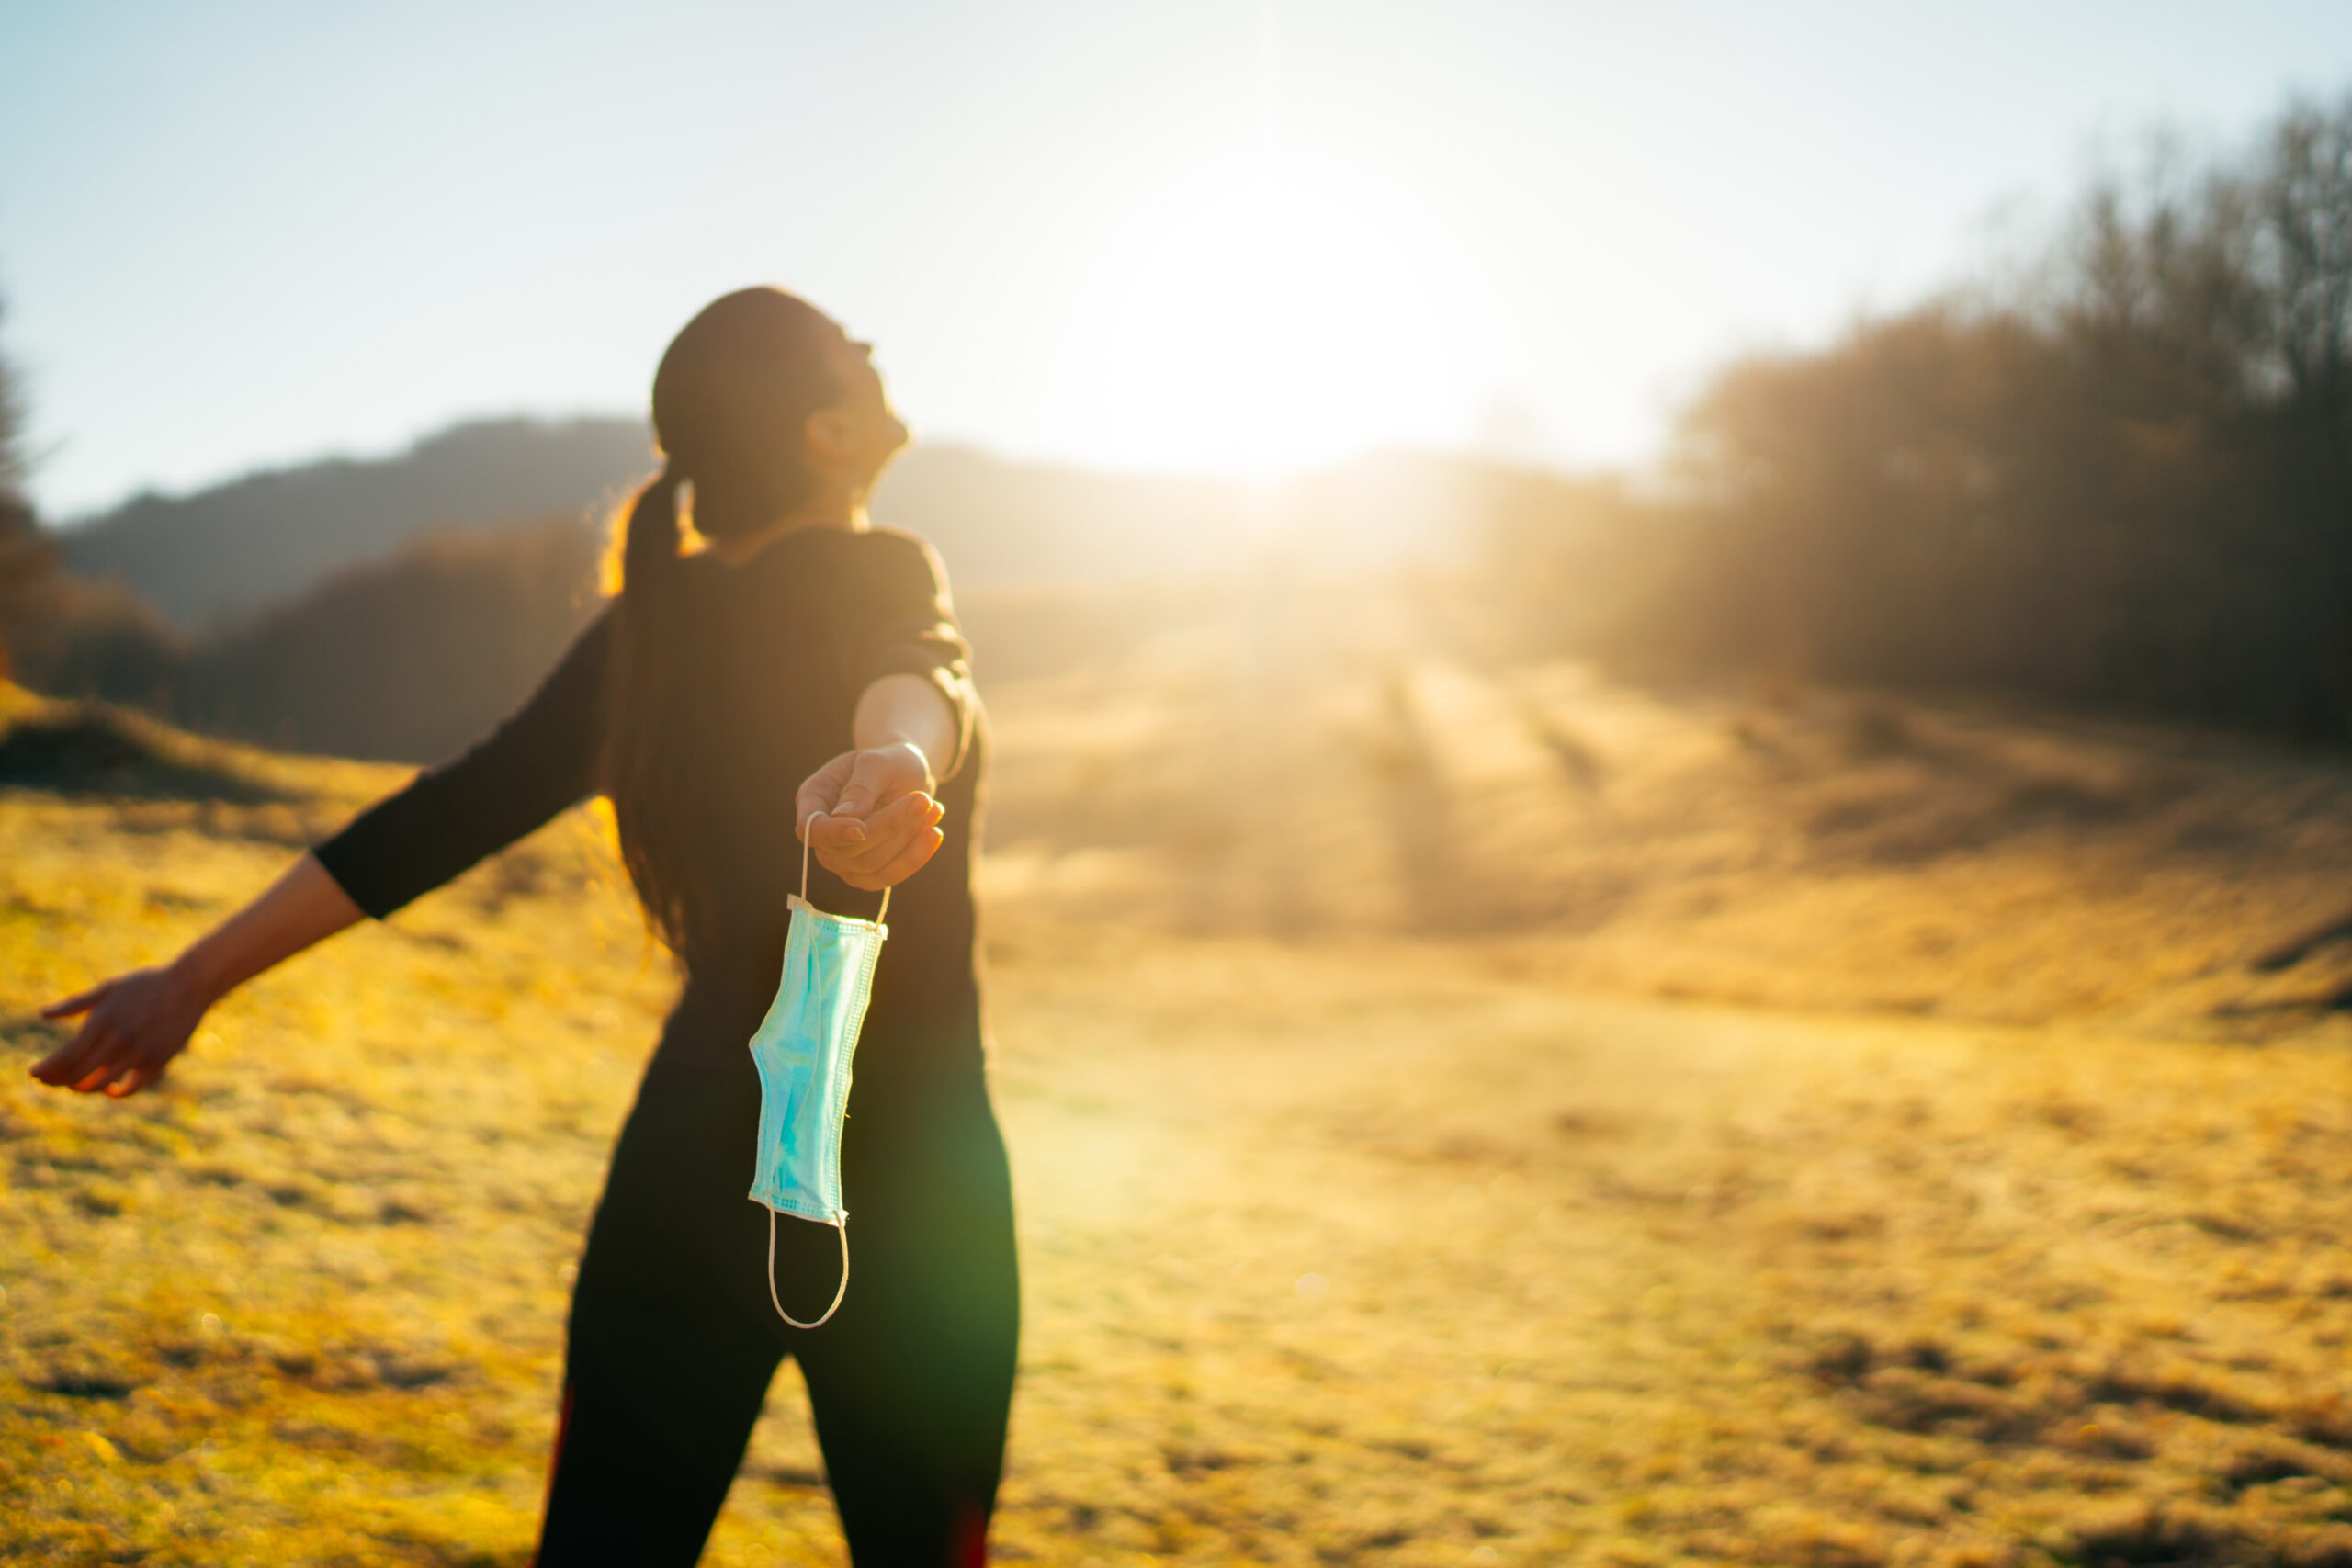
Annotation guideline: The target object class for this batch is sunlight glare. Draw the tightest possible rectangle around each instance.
[1051,152,1486,479]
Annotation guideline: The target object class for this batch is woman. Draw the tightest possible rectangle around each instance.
[30,288,1021,1567]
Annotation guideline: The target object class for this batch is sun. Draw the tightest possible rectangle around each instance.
[1050,151,1485,479]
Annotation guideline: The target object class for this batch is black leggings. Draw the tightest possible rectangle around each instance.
[533,991,1021,1566]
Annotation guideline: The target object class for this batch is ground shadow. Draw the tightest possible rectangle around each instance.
[0,707,288,804]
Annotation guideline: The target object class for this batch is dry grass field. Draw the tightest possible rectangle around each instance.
[9,575,2352,1566]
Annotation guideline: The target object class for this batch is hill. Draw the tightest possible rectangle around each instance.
[54,417,1493,632]
[159,519,604,762]
[61,418,653,629]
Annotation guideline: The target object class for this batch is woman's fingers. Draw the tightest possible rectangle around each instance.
[49,1027,164,1097]
[30,1020,108,1086]
[28,969,193,1095]
[825,822,945,891]
[801,749,948,889]
[814,794,940,877]
[806,812,871,857]
[73,1056,127,1094]
[815,807,917,874]
[864,827,946,890]
[40,984,107,1020]
[105,1063,161,1099]
[831,745,928,821]
[34,978,128,1084]
[797,745,933,840]
[837,792,937,864]
[46,1025,127,1092]
[795,751,860,837]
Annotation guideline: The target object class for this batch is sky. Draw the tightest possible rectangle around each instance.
[4,0,2351,520]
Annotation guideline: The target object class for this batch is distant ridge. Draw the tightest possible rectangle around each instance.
[58,416,1484,633]
[62,416,656,629]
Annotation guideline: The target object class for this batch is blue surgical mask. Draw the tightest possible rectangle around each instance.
[747,814,889,1328]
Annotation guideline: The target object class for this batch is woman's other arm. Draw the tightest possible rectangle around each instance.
[314,610,612,919]
[31,853,362,1097]
[33,609,615,1099]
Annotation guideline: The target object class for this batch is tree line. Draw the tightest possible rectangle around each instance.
[6,510,601,764]
[1502,93,2352,740]
[0,345,602,761]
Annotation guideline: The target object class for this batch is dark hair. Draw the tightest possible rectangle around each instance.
[603,288,847,949]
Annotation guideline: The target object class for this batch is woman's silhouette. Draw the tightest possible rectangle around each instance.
[31,288,1021,1566]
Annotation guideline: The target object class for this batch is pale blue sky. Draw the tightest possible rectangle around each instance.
[4,1,2349,517]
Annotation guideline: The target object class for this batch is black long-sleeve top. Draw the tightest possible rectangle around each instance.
[314,525,988,1074]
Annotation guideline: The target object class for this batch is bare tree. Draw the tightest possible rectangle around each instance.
[2257,96,2352,415]
[1496,89,2352,741]
[0,295,58,683]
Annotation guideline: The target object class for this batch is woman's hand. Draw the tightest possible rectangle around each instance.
[795,739,948,891]
[28,853,362,1100]
[30,964,214,1098]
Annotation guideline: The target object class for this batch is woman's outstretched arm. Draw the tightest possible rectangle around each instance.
[31,853,363,1098]
[796,673,958,891]
[797,532,978,892]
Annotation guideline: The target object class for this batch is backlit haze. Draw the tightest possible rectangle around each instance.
[5,0,2352,516]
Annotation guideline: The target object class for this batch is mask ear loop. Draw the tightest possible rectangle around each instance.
[764,807,876,1331]
[768,1209,849,1330]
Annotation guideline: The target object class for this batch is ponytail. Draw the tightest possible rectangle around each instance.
[619,465,685,593]
[602,464,701,949]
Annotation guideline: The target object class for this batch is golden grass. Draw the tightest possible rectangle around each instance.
[8,582,2352,1565]
[974,578,2352,1040]
[987,927,2352,1568]
[0,753,666,1566]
